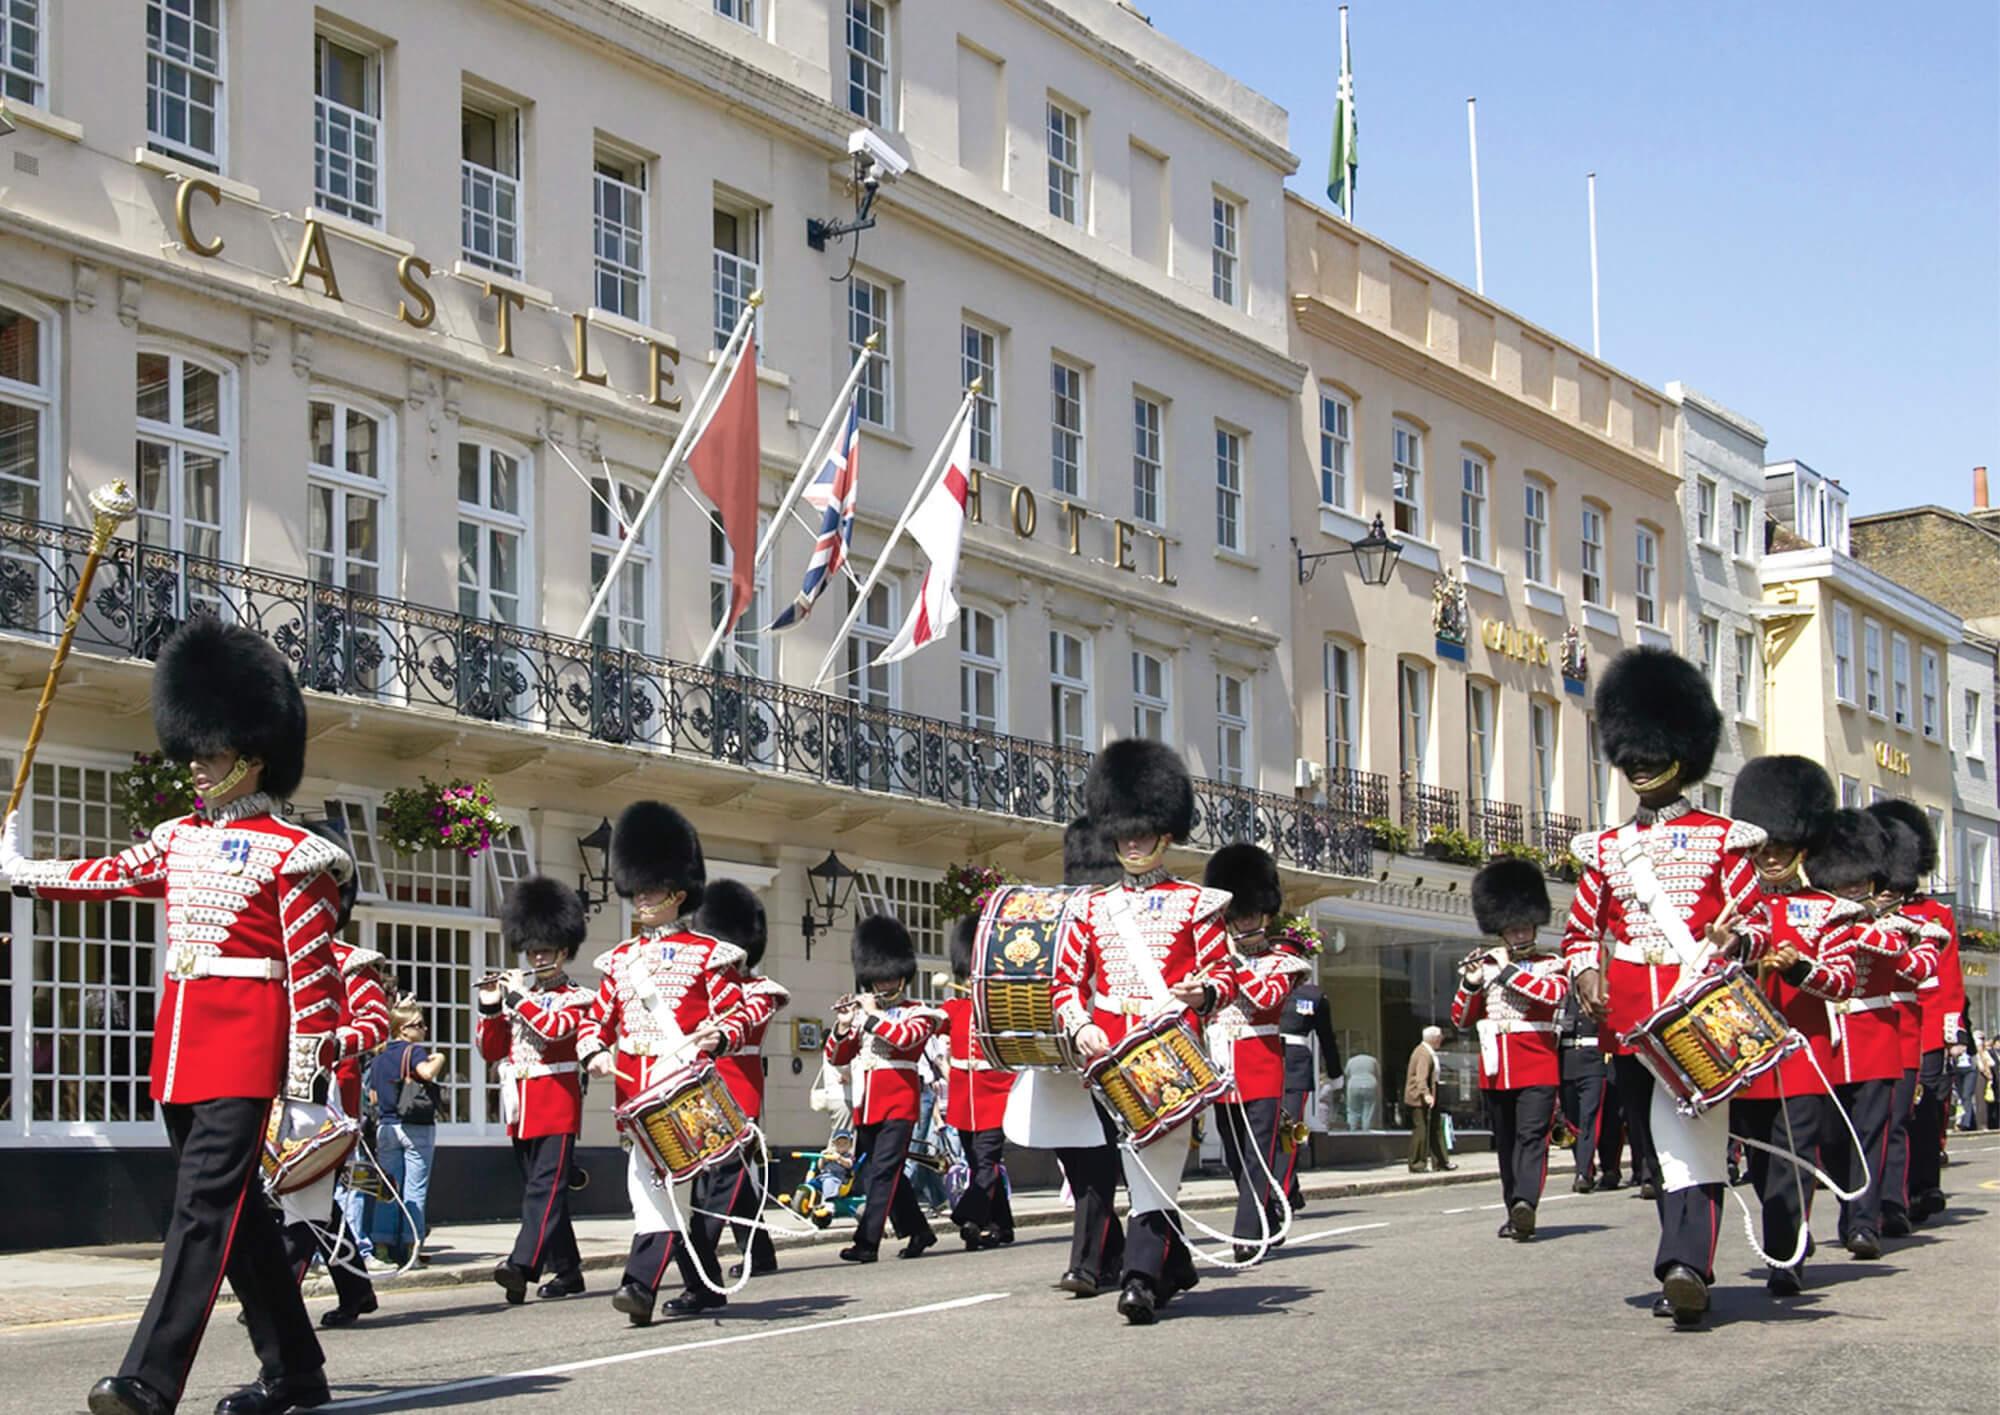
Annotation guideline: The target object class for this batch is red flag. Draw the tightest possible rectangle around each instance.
[686,336,761,637]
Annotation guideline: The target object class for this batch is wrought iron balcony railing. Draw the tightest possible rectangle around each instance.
[1468,798,1525,852]
[1326,767,1390,823]
[0,515,1374,878]
[1399,777,1461,842]
[1533,811,1583,863]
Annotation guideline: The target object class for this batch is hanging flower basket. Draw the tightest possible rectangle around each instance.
[381,777,507,859]
[115,752,202,840]
[1270,915,1326,956]
[935,862,1018,922]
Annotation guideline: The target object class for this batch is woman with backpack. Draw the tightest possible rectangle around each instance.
[367,1003,446,1267]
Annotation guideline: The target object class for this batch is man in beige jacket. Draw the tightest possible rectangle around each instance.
[1405,1026,1454,1172]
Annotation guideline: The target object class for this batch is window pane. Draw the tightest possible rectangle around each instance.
[136,352,171,423]
[0,305,40,385]
[458,442,481,505]
[489,451,519,514]
[181,361,220,434]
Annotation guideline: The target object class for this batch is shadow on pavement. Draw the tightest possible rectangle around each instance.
[725,1293,857,1321]
[323,1374,565,1412]
[1525,1223,1612,1241]
[1172,1282,1318,1316]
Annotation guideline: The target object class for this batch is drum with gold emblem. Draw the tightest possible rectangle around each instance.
[616,1060,754,1183]
[1623,962,1802,1115]
[971,884,1095,1071]
[1084,1010,1229,1148]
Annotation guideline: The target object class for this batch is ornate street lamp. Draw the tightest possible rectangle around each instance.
[799,850,859,960]
[1294,512,1404,587]
[575,817,614,915]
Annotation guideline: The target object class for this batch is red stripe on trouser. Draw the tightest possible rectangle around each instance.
[175,1147,258,1401]
[526,1135,571,1270]
[651,1233,679,1292]
[1705,1191,1722,1276]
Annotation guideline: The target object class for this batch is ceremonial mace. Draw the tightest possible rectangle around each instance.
[4,480,140,817]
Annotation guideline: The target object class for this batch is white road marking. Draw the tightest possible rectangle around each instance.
[1288,1221,1390,1244]
[320,1291,1010,1411]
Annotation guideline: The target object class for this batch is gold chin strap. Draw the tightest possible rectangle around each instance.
[204,756,254,801]
[1630,760,1681,794]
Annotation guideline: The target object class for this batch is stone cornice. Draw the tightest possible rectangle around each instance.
[1761,548,1966,644]
[1291,292,1678,499]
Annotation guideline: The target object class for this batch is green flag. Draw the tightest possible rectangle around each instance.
[1328,7,1356,218]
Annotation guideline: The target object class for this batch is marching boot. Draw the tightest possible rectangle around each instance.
[1495,1220,1516,1240]
[1660,1263,1709,1329]
[1766,1264,1804,1297]
[663,1289,726,1319]
[212,1370,332,1414]
[837,1245,879,1264]
[1882,1208,1913,1238]
[1508,1201,1537,1240]
[537,1273,586,1298]
[319,1292,379,1328]
[492,1261,529,1306]
[87,1378,172,1415]
[1116,1279,1157,1326]
[1056,1268,1100,1298]
[1846,1229,1882,1260]
[611,1282,656,1327]
[898,1230,937,1260]
[1651,1296,1673,1318]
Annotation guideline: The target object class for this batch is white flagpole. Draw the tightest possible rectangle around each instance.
[750,334,878,571]
[810,384,979,690]
[1587,172,1601,358]
[576,293,760,639]
[1467,97,1484,295]
[1339,5,1353,223]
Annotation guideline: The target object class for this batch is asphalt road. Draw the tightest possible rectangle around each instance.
[9,1145,1997,1415]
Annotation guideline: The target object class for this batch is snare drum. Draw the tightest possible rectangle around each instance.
[262,1101,360,1197]
[1622,962,1802,1115]
[616,1061,754,1183]
[972,885,1094,1071]
[1085,1011,1228,1148]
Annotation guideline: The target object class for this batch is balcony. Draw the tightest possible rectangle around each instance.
[1533,811,1583,864]
[1467,798,1525,852]
[1326,767,1390,822]
[1399,777,1460,841]
[461,160,522,278]
[0,515,1373,879]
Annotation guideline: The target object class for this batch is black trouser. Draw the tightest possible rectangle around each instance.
[279,1198,374,1312]
[1613,1054,1661,1188]
[1122,1209,1196,1294]
[1058,1101,1126,1284]
[1596,1066,1626,1180]
[725,1138,777,1272]
[622,1229,706,1303]
[1733,1094,1828,1270]
[1910,1047,1947,1202]
[852,1117,932,1253]
[1881,1067,1918,1218]
[1487,1085,1557,1212]
[1560,1065,1606,1180]
[129,1099,323,1404]
[1280,1088,1311,1206]
[949,1128,1014,1238]
[509,1133,580,1280]
[1215,1098,1285,1242]
[1829,1077,1896,1236]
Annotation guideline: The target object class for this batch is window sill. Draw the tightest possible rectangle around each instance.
[450,261,554,308]
[697,343,791,391]
[1581,603,1620,637]
[1,98,82,142]
[134,146,260,204]
[305,206,414,257]
[1637,623,1673,650]
[1213,545,1258,570]
[1393,536,1442,574]
[1523,581,1565,618]
[1461,559,1505,597]
[1733,553,1760,570]
[859,423,914,452]
[1317,505,1370,543]
[1734,713,1760,729]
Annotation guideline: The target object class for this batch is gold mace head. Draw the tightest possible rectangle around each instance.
[88,479,139,527]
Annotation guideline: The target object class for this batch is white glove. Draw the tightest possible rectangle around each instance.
[0,810,24,878]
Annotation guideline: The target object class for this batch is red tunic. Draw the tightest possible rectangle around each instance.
[1559,802,1767,1054]
[1835,915,1930,1084]
[1737,889,1859,1099]
[1450,954,1569,1090]
[937,995,1015,1131]
[1208,942,1312,1102]
[330,943,392,1116]
[714,972,788,1120]
[575,927,750,1108]
[478,974,594,1138]
[1903,897,1966,1052]
[1887,911,1944,1069]
[10,796,349,1104]
[825,1001,945,1125]
[1049,877,1236,1048]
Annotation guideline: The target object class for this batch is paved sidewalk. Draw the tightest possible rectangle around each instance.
[0,1152,1509,1327]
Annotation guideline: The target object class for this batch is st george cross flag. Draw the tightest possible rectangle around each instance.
[769,398,861,631]
[686,334,761,639]
[877,413,973,665]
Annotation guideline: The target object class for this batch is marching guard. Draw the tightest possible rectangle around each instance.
[1453,858,1569,1241]
[942,916,1017,1249]
[694,879,789,1280]
[1201,844,1311,1260]
[479,876,595,1305]
[1276,965,1340,1212]
[1556,990,1609,1193]
[1050,739,1237,1325]
[1727,757,1860,1293]
[1561,647,1767,1328]
[826,916,945,1263]
[577,802,755,1324]
[1863,808,1942,1234]
[1,618,351,1415]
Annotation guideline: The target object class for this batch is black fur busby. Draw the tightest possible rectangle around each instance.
[1811,809,1888,893]
[1471,857,1553,937]
[1730,755,1837,852]
[300,818,358,931]
[1083,739,1196,845]
[695,879,768,970]
[152,616,308,799]
[852,914,916,991]
[1593,646,1722,787]
[1871,812,1926,895]
[949,914,977,982]
[1203,843,1283,921]
[1867,799,1937,879]
[502,875,588,960]
[610,800,706,912]
[1063,816,1121,887]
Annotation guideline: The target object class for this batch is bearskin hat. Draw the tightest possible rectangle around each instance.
[610,800,705,912]
[1083,739,1196,846]
[695,879,768,970]
[1867,799,1937,878]
[1593,646,1722,787]
[1063,816,1121,887]
[1203,843,1283,921]
[299,817,358,932]
[949,914,977,982]
[502,875,588,960]
[1871,813,1926,895]
[852,914,916,991]
[152,616,308,799]
[1811,809,1888,893]
[1730,755,1837,853]
[1471,857,1552,937]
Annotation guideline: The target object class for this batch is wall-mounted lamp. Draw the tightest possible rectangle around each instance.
[575,817,614,915]
[1294,512,1403,586]
[799,850,859,960]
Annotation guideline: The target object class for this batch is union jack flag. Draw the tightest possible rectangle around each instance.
[769,398,860,632]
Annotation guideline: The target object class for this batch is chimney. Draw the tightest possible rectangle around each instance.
[1976,465,1990,510]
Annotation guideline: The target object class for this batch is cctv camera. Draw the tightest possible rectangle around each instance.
[847,127,909,180]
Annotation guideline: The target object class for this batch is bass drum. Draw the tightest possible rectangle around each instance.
[971,884,1094,1072]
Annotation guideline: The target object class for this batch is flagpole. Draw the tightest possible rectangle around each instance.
[1339,4,1353,222]
[750,334,878,571]
[1466,97,1484,296]
[1587,171,1601,358]
[810,384,979,690]
[576,293,760,638]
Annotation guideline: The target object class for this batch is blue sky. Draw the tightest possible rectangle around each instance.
[1141,0,1998,516]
